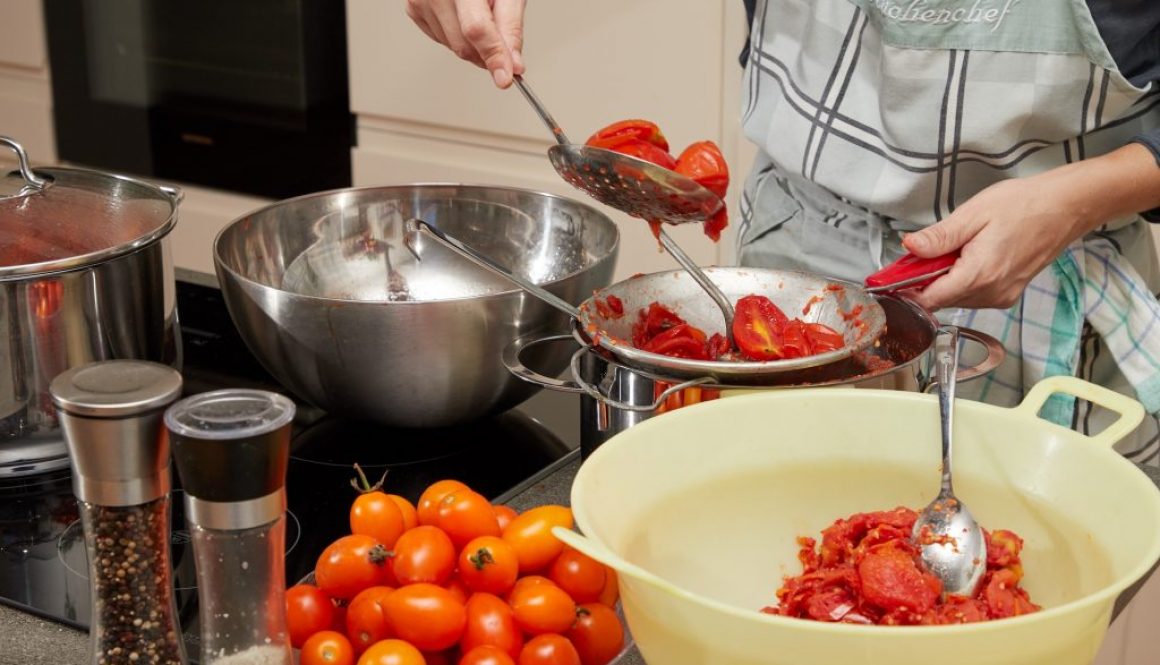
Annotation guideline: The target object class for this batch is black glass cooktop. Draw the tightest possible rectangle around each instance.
[0,278,580,661]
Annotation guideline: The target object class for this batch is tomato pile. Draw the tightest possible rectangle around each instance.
[585,120,729,242]
[765,507,1041,626]
[288,471,624,665]
[631,296,845,362]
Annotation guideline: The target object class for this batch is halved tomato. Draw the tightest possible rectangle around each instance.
[585,119,669,152]
[732,295,790,361]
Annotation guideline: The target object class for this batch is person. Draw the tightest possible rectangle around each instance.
[404,0,1160,453]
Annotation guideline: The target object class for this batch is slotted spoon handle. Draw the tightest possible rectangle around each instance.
[658,230,736,348]
[513,75,571,146]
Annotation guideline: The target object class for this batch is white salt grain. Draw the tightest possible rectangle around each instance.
[208,644,290,665]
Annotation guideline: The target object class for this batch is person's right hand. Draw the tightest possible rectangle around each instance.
[405,0,527,89]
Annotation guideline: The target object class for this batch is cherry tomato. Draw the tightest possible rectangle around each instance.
[460,645,516,665]
[639,323,711,360]
[438,489,501,550]
[301,630,355,665]
[346,586,395,654]
[501,506,574,573]
[517,635,581,665]
[351,489,407,550]
[588,136,677,170]
[418,480,470,526]
[803,322,845,353]
[391,525,456,586]
[673,141,729,199]
[459,536,520,596]
[493,506,518,532]
[287,583,337,648]
[445,576,470,605]
[316,535,393,600]
[596,568,619,608]
[566,604,624,665]
[390,494,419,531]
[630,302,686,348]
[508,578,576,635]
[461,593,523,659]
[357,639,427,665]
[585,119,669,152]
[382,583,467,652]
[548,550,606,604]
[780,320,811,359]
[732,295,791,361]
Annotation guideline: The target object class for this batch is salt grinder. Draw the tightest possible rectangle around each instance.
[50,360,188,665]
[165,389,296,665]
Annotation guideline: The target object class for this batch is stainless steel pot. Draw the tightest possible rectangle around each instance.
[504,296,1005,456]
[0,137,182,476]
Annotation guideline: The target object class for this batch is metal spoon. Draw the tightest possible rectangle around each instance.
[913,326,987,597]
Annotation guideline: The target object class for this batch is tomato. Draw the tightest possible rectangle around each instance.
[316,535,393,600]
[517,635,581,665]
[302,630,356,665]
[439,489,502,549]
[382,583,467,652]
[346,586,395,654]
[857,542,941,614]
[493,506,518,532]
[501,506,574,573]
[567,604,624,665]
[422,651,455,665]
[459,536,520,596]
[351,471,407,549]
[357,639,427,665]
[390,495,420,532]
[674,141,729,199]
[392,525,456,586]
[732,295,791,361]
[702,208,728,243]
[461,593,523,659]
[418,480,470,526]
[803,322,844,354]
[445,576,470,605]
[508,578,576,635]
[549,550,606,604]
[596,568,619,608]
[287,583,337,648]
[639,323,711,360]
[507,575,552,599]
[460,645,516,665]
[590,137,677,170]
[585,119,669,152]
[780,320,811,359]
[630,302,686,348]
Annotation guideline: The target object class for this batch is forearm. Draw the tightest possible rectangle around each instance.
[1033,143,1160,239]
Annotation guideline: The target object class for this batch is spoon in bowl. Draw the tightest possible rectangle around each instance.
[913,326,987,597]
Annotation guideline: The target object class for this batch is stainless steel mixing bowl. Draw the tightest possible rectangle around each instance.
[213,184,619,428]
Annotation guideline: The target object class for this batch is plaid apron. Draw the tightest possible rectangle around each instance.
[737,0,1160,453]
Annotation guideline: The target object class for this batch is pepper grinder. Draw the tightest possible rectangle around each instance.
[50,360,188,665]
[165,389,296,665]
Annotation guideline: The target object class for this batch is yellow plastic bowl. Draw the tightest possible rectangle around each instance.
[559,376,1160,665]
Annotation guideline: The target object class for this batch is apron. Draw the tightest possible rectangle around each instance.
[737,0,1160,454]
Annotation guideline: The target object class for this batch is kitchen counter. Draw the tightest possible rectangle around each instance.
[4,455,1158,665]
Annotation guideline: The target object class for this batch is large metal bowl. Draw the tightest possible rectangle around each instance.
[213,184,619,428]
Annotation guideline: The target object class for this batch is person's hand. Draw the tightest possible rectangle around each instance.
[405,0,527,88]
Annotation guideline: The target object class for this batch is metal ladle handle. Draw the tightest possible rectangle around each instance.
[512,75,571,146]
[658,230,736,348]
[403,219,581,319]
[0,136,49,190]
[935,325,960,497]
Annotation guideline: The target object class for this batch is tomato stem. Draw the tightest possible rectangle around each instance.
[350,463,389,494]
[468,548,495,571]
[368,544,394,566]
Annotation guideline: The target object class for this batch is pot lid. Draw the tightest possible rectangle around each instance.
[0,136,180,280]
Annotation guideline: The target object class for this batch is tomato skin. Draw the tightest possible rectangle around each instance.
[639,323,711,360]
[301,630,355,665]
[438,489,502,550]
[389,495,419,531]
[382,583,467,652]
[351,490,407,549]
[567,604,624,665]
[460,645,516,665]
[802,322,844,353]
[585,119,669,152]
[493,505,518,532]
[674,141,729,199]
[357,639,427,665]
[392,525,457,586]
[508,579,576,635]
[518,635,581,665]
[702,208,728,243]
[461,592,523,659]
[287,583,337,648]
[459,536,520,596]
[549,550,606,605]
[596,568,619,608]
[733,295,792,361]
[418,480,470,526]
[501,506,574,573]
[346,586,395,654]
[316,535,393,600]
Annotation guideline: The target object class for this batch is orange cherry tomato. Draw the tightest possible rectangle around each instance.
[391,525,456,586]
[518,635,580,665]
[508,578,576,635]
[438,489,501,550]
[287,583,337,648]
[351,491,407,551]
[346,586,395,654]
[301,630,355,665]
[418,480,470,526]
[459,536,520,596]
[548,550,606,604]
[382,583,467,652]
[596,568,619,608]
[390,494,419,531]
[445,576,470,605]
[673,140,729,199]
[566,604,624,665]
[501,506,574,573]
[461,593,523,660]
[316,535,393,600]
[506,575,552,600]
[460,645,516,665]
[357,639,427,665]
[493,506,518,532]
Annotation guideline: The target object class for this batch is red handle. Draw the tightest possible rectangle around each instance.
[864,251,959,291]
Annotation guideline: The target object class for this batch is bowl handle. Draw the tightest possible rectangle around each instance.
[553,526,697,598]
[1013,375,1145,448]
[502,333,584,393]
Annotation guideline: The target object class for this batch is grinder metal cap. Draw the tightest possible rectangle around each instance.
[50,360,184,506]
